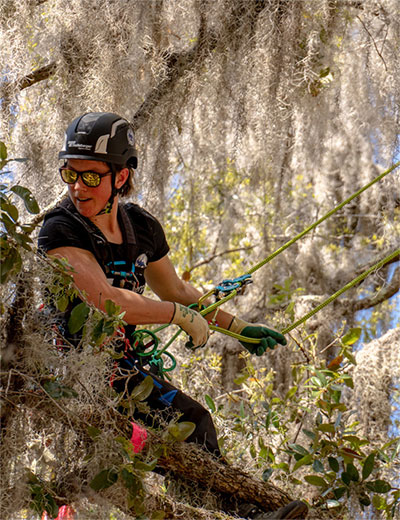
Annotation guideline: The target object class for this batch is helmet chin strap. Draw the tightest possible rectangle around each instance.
[96,163,118,216]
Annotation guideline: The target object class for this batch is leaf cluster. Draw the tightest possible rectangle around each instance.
[0,140,39,284]
[204,327,400,518]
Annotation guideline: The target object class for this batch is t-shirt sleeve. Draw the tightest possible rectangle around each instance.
[38,214,91,253]
[147,214,170,262]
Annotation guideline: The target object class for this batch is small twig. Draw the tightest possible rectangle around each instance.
[320,337,340,354]
[356,15,387,71]
[187,246,255,274]
[214,388,248,401]
[288,332,310,362]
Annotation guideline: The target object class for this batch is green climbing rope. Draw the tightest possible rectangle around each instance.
[207,248,399,341]
[133,161,400,370]
[247,161,400,276]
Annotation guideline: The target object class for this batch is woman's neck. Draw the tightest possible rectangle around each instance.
[89,200,123,244]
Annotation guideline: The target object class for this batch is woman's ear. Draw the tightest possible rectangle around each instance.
[115,167,129,189]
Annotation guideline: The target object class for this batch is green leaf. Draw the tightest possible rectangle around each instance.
[288,444,309,456]
[317,423,335,433]
[105,299,120,316]
[273,462,289,472]
[168,421,196,441]
[293,454,312,471]
[262,468,273,481]
[205,394,216,412]
[315,371,328,386]
[346,463,359,482]
[1,202,18,221]
[1,247,22,283]
[68,302,90,334]
[341,327,361,345]
[89,468,118,491]
[10,185,40,214]
[14,231,33,251]
[342,349,357,365]
[304,475,328,487]
[120,466,142,495]
[115,436,136,460]
[56,294,69,312]
[319,67,330,78]
[129,375,154,402]
[133,458,158,472]
[285,386,298,400]
[341,472,351,486]
[328,457,340,473]
[359,493,371,507]
[0,141,7,161]
[61,385,78,398]
[333,486,347,500]
[372,494,386,510]
[43,380,63,399]
[313,459,325,473]
[87,426,102,440]
[342,375,354,389]
[362,452,375,480]
[302,429,316,440]
[366,480,392,494]
[43,380,77,399]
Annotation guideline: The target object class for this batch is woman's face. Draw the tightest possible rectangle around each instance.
[65,159,126,218]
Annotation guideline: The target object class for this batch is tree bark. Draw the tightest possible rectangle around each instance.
[2,386,299,517]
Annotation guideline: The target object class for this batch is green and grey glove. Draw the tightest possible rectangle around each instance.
[228,316,287,356]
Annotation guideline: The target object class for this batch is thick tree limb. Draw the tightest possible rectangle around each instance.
[2,387,298,517]
[3,63,57,95]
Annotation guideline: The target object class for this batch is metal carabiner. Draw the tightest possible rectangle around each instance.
[215,274,252,295]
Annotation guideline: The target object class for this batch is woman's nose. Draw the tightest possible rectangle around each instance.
[72,176,86,190]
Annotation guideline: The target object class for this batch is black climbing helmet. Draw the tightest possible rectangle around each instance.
[59,112,137,169]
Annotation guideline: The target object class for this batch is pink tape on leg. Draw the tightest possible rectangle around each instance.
[41,504,76,519]
[130,422,147,453]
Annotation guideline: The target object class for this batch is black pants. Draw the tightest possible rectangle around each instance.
[112,354,222,459]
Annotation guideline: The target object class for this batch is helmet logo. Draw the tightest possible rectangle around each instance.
[127,127,135,146]
[68,140,92,151]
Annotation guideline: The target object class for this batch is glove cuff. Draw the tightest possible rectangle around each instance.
[227,316,248,334]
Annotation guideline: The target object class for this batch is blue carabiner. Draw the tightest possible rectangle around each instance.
[215,274,252,294]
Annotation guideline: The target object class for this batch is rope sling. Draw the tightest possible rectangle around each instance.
[132,161,400,377]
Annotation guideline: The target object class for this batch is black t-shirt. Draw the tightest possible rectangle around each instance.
[38,198,170,347]
[38,199,170,294]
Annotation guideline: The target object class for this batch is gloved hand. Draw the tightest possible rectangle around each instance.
[228,316,287,356]
[170,303,210,349]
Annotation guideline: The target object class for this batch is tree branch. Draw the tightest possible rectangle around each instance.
[2,62,57,96]
[2,386,298,516]
[350,266,399,312]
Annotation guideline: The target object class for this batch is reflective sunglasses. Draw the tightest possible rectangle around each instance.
[59,167,112,187]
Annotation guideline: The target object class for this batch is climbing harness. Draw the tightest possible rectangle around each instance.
[133,161,400,377]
